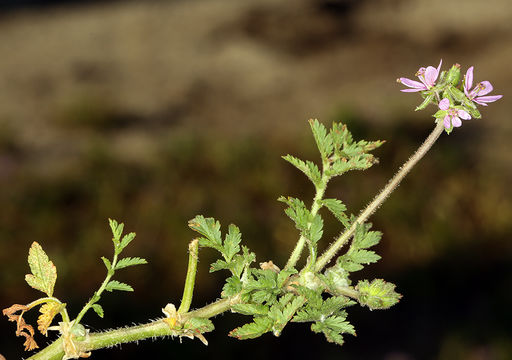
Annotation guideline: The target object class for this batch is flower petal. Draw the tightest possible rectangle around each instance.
[424,66,439,87]
[476,81,494,96]
[457,110,471,120]
[436,59,443,75]
[400,88,423,92]
[443,115,451,129]
[464,66,474,93]
[475,95,503,103]
[452,116,462,127]
[439,98,450,110]
[399,77,426,89]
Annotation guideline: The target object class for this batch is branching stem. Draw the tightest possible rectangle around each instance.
[315,121,445,272]
[285,168,330,270]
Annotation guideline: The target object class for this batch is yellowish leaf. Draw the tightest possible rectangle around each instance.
[38,302,65,336]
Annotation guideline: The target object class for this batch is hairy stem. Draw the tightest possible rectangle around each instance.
[178,239,199,313]
[285,170,330,270]
[315,121,445,272]
[28,296,241,360]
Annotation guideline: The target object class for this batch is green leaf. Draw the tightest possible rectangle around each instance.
[231,303,269,316]
[229,316,273,340]
[25,242,58,297]
[352,223,381,248]
[277,268,297,288]
[105,280,134,292]
[210,259,230,273]
[350,249,381,265]
[188,215,223,251]
[282,155,322,186]
[223,224,241,262]
[308,214,323,245]
[115,257,148,270]
[92,304,104,318]
[356,279,402,310]
[109,218,124,245]
[101,256,112,272]
[278,196,310,232]
[222,275,243,297]
[118,232,136,253]
[322,198,349,228]
[309,118,333,159]
[184,317,215,333]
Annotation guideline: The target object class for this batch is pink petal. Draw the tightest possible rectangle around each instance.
[465,66,474,93]
[452,116,462,127]
[400,88,423,92]
[439,98,450,110]
[473,99,488,106]
[443,115,451,129]
[457,110,471,120]
[399,77,426,89]
[475,95,503,103]
[436,59,443,75]
[476,81,494,96]
[424,66,439,87]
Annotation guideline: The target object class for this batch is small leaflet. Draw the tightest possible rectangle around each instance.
[25,242,57,297]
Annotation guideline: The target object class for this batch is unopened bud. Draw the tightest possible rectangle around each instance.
[445,64,461,86]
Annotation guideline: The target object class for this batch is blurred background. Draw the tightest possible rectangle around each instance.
[0,0,511,359]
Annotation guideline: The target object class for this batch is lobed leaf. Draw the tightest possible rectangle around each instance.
[282,155,322,186]
[105,280,133,292]
[309,118,334,160]
[115,256,148,270]
[188,215,223,251]
[223,224,241,262]
[229,316,273,340]
[37,302,65,335]
[92,304,104,318]
[322,198,350,228]
[25,242,57,297]
[118,232,136,253]
[231,304,269,316]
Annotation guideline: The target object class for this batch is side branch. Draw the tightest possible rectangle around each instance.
[315,121,445,272]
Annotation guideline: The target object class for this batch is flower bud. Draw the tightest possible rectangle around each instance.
[447,86,465,102]
[445,64,461,86]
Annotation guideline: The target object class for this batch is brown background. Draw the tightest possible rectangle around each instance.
[1,0,511,359]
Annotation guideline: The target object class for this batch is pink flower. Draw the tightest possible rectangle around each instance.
[398,60,442,92]
[463,66,503,106]
[439,98,471,129]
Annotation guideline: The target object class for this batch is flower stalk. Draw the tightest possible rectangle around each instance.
[315,120,445,272]
[178,239,200,314]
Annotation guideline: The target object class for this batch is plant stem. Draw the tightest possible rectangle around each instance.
[178,239,199,314]
[28,296,240,360]
[285,170,330,270]
[73,251,119,325]
[314,121,445,272]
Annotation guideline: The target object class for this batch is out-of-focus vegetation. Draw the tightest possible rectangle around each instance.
[1,0,511,359]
